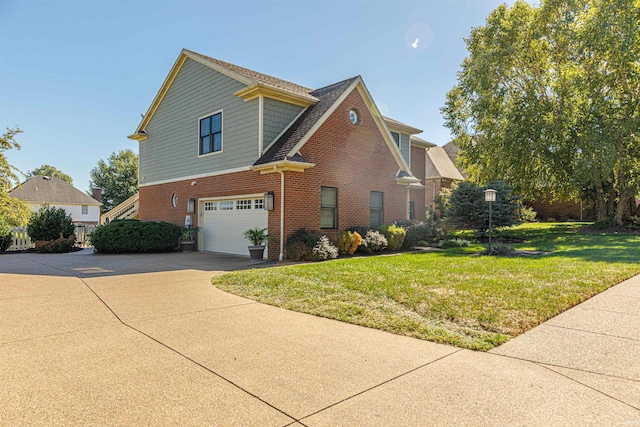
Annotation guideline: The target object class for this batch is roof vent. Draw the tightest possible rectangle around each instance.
[43,176,53,180]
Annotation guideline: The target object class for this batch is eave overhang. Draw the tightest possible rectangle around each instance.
[251,159,316,174]
[234,83,318,107]
[383,117,422,135]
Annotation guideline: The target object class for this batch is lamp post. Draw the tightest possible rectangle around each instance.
[484,189,496,254]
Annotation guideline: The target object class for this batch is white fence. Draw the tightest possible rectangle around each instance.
[8,224,99,251]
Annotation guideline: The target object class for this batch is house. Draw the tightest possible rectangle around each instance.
[9,176,102,224]
[129,49,434,260]
[424,141,465,216]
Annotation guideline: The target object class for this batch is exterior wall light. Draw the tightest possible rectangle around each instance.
[484,189,497,253]
[187,198,196,213]
[264,191,274,211]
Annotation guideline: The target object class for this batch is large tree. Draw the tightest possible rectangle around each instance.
[26,164,73,185]
[0,126,31,226]
[442,0,640,225]
[88,149,138,212]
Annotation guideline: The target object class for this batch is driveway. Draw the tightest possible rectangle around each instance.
[1,250,639,426]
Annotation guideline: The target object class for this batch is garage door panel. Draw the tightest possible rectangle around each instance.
[202,198,268,257]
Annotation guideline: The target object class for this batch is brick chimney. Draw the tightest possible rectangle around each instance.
[92,187,102,202]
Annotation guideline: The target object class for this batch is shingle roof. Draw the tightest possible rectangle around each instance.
[425,147,465,181]
[9,176,102,205]
[184,49,316,101]
[254,76,359,165]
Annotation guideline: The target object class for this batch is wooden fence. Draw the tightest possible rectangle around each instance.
[8,224,99,251]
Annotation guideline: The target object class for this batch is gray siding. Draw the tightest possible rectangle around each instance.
[139,58,259,184]
[400,133,411,166]
[262,98,303,148]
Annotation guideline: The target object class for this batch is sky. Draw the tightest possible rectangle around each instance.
[0,0,515,192]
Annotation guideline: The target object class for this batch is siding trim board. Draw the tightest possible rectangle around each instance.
[140,166,253,187]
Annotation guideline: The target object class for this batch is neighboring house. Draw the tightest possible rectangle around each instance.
[424,141,465,216]
[9,176,102,224]
[129,49,434,260]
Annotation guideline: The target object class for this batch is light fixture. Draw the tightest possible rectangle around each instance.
[484,189,497,253]
[190,181,196,186]
[264,191,274,211]
[187,198,196,213]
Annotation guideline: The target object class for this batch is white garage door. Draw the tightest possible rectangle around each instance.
[201,196,268,257]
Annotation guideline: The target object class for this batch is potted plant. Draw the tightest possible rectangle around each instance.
[180,226,200,252]
[243,227,268,260]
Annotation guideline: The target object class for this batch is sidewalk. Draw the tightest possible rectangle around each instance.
[1,251,639,426]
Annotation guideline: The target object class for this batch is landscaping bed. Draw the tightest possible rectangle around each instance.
[212,223,640,351]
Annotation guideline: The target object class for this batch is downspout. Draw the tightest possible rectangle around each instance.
[406,186,411,220]
[275,166,285,261]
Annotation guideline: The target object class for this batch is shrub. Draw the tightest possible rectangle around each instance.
[519,206,538,222]
[439,238,471,249]
[378,224,406,251]
[0,220,13,251]
[397,220,445,248]
[337,231,363,255]
[483,243,514,256]
[313,235,339,260]
[361,230,388,253]
[89,220,181,253]
[286,241,316,262]
[27,204,75,242]
[286,228,322,261]
[35,235,76,253]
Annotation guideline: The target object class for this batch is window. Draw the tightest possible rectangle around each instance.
[370,191,384,227]
[204,201,217,211]
[199,112,222,155]
[236,200,252,210]
[219,201,234,210]
[254,198,264,210]
[81,205,88,215]
[409,201,415,220]
[391,131,400,148]
[321,187,337,229]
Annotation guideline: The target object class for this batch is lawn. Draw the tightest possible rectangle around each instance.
[211,223,640,351]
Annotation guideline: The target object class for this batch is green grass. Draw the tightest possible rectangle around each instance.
[212,223,640,351]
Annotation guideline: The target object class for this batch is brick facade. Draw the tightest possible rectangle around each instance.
[139,87,414,260]
[410,146,426,222]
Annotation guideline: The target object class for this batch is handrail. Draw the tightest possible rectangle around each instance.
[100,193,139,224]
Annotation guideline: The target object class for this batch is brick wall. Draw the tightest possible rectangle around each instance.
[410,146,426,222]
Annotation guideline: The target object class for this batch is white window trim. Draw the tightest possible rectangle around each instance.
[197,109,224,158]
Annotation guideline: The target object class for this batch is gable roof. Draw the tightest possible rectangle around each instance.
[9,176,102,205]
[410,135,437,148]
[425,147,465,181]
[255,77,359,165]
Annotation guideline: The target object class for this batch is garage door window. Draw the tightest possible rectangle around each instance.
[204,201,217,211]
[219,201,233,210]
[254,198,264,210]
[237,200,252,210]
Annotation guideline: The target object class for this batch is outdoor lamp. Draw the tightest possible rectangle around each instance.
[187,198,196,213]
[264,191,274,211]
[484,189,496,253]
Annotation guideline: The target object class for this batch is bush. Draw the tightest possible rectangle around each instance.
[377,224,406,251]
[361,230,388,253]
[89,220,182,253]
[337,231,363,255]
[27,205,75,242]
[519,206,538,222]
[286,228,322,261]
[35,235,76,253]
[438,238,471,249]
[397,219,445,248]
[313,235,339,260]
[483,243,514,256]
[286,241,317,262]
[441,181,520,234]
[0,220,13,251]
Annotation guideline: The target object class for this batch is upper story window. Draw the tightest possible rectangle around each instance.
[391,132,400,148]
[199,111,222,155]
[321,186,337,229]
[81,205,88,215]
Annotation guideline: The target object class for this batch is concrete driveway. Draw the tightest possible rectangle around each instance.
[1,249,639,426]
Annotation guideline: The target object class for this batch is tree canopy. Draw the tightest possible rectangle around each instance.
[442,0,640,225]
[88,149,138,212]
[26,164,73,185]
[0,126,31,226]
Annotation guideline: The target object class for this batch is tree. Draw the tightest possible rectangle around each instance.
[441,181,520,234]
[88,149,138,212]
[26,164,73,185]
[0,126,31,226]
[442,0,640,225]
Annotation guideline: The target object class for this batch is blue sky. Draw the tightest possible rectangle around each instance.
[1,0,513,191]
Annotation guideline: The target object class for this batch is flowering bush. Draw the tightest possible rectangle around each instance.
[313,235,339,260]
[362,230,387,253]
[337,231,363,255]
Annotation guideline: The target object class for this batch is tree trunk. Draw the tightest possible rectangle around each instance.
[614,186,636,226]
[593,181,608,222]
